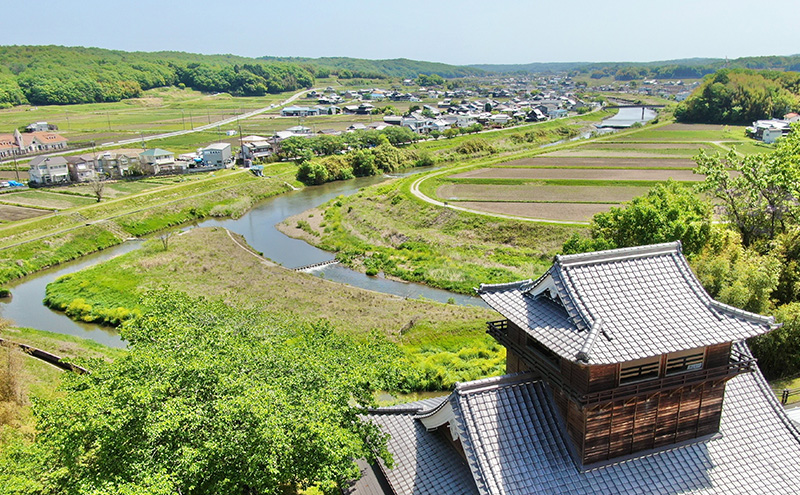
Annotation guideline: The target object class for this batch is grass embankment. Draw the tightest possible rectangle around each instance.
[279,178,581,295]
[0,167,295,287]
[0,326,122,442]
[43,227,505,392]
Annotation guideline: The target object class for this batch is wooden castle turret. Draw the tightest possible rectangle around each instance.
[477,242,775,468]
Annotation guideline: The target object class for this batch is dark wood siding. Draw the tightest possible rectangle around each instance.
[705,343,731,368]
[580,381,728,465]
[562,360,590,394]
[588,364,618,392]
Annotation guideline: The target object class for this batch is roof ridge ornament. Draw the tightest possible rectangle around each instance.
[576,318,603,363]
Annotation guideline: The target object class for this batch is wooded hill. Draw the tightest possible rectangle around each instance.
[0,46,486,108]
[0,45,319,107]
[473,54,800,79]
[676,68,800,124]
[259,56,485,79]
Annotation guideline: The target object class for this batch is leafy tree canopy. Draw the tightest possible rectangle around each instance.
[675,68,800,124]
[562,180,714,256]
[7,291,398,495]
[693,124,800,247]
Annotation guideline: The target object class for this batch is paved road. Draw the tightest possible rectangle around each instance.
[0,87,320,165]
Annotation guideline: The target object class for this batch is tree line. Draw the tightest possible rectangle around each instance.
[563,126,800,379]
[277,126,434,185]
[675,68,800,124]
[0,46,317,107]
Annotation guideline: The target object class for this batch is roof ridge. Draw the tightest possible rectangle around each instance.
[576,317,603,362]
[414,393,454,419]
[476,279,532,294]
[455,371,538,395]
[555,241,681,267]
[708,300,776,326]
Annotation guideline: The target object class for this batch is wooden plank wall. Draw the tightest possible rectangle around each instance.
[582,382,727,465]
[705,343,731,368]
[506,323,529,374]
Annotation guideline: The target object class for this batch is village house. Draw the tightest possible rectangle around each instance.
[240,135,274,161]
[200,143,232,167]
[65,154,99,182]
[28,156,69,185]
[96,149,142,178]
[748,119,791,142]
[347,242,800,494]
[140,148,179,175]
[25,122,55,132]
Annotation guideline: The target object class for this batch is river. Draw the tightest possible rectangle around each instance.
[0,170,485,348]
[597,106,657,128]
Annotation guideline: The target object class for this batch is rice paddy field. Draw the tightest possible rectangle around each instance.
[426,121,767,223]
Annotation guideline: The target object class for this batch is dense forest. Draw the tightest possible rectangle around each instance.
[675,68,800,123]
[259,56,485,80]
[0,46,318,107]
[0,46,487,108]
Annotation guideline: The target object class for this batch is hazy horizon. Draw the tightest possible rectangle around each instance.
[3,0,800,66]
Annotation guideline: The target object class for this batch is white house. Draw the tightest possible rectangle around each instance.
[139,148,177,175]
[201,143,232,167]
[28,156,69,185]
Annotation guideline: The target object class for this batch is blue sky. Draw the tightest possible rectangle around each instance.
[3,0,799,65]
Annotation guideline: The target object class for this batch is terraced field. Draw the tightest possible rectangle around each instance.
[423,121,764,223]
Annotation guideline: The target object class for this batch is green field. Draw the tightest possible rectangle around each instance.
[0,166,296,286]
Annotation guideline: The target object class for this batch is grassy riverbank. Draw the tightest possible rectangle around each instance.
[0,167,295,288]
[0,326,123,441]
[279,178,582,294]
[43,227,505,391]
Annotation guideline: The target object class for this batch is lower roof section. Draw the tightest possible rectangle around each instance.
[352,344,800,495]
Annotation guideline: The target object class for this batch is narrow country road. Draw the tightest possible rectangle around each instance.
[0,87,320,165]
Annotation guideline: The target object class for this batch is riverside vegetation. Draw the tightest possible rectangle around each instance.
[0,168,295,289]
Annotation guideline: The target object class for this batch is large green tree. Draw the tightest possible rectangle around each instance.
[13,291,396,495]
[562,180,714,256]
[694,125,800,247]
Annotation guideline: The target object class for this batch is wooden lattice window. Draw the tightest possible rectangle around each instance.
[619,356,661,385]
[665,347,705,375]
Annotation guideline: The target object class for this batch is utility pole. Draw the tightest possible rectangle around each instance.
[238,123,244,165]
[107,112,111,132]
[181,110,186,130]
[189,110,194,130]
[12,153,19,181]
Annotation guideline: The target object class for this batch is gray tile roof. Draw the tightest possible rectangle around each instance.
[478,242,775,364]
[352,397,479,495]
[448,345,800,494]
[355,347,800,494]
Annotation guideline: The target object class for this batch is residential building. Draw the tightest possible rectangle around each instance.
[26,122,52,132]
[286,125,312,135]
[65,154,98,182]
[748,119,791,141]
[280,106,320,117]
[348,242,800,494]
[96,149,142,178]
[139,148,178,175]
[0,129,68,158]
[240,135,274,160]
[201,143,232,167]
[28,156,69,185]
